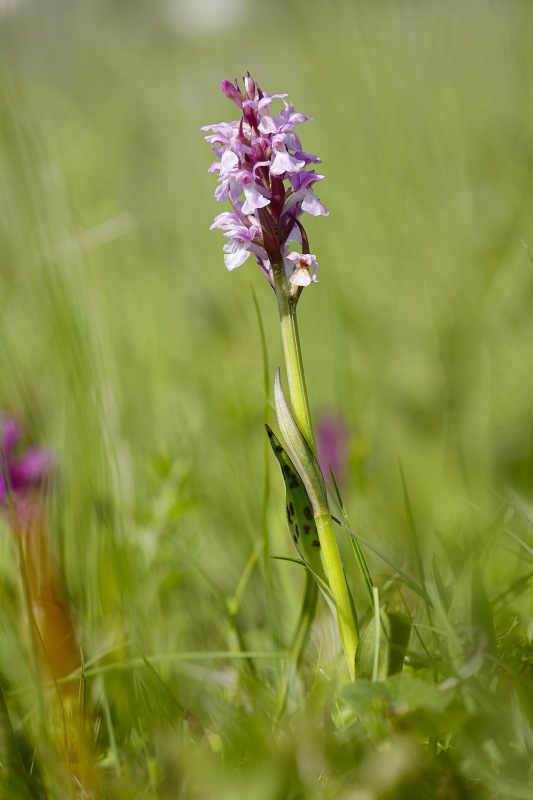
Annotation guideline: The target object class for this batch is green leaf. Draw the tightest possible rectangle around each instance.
[343,673,454,718]
[273,369,328,516]
[266,424,327,583]
[356,609,412,680]
[342,678,389,720]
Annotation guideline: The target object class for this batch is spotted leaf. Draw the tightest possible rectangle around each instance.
[266,424,327,583]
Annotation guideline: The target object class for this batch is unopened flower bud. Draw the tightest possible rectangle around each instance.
[222,79,243,108]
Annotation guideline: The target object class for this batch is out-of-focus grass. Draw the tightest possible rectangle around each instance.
[1,0,533,797]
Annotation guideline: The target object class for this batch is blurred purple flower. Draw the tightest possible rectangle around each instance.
[0,416,54,503]
[202,73,328,292]
[316,413,349,484]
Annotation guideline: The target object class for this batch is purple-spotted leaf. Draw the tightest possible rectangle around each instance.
[266,425,327,584]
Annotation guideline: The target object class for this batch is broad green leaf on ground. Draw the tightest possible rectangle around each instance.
[343,674,454,718]
[343,673,459,739]
[385,673,455,713]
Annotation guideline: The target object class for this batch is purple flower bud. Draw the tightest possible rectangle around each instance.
[244,72,255,101]
[222,80,243,108]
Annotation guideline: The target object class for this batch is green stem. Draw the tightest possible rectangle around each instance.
[272,264,358,680]
[315,513,358,679]
[274,274,317,458]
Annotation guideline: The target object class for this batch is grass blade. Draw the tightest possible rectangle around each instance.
[398,458,425,585]
[329,464,374,610]
[331,515,429,602]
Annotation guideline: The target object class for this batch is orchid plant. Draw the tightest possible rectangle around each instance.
[203,74,359,680]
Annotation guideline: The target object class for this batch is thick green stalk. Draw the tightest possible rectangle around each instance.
[314,512,358,679]
[272,264,358,680]
[277,296,317,457]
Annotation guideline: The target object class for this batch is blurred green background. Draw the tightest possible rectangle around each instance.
[1,0,533,796]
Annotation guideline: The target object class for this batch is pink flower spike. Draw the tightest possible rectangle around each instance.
[203,73,328,287]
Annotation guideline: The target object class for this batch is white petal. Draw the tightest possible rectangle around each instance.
[224,246,251,271]
[301,191,328,217]
[241,185,271,214]
[258,115,279,134]
[220,149,239,173]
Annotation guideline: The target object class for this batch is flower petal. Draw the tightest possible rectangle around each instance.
[223,245,251,271]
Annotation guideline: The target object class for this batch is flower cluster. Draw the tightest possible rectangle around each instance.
[202,74,328,291]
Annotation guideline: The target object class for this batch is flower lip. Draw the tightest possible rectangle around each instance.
[286,252,320,287]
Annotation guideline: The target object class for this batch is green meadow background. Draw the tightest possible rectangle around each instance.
[2,0,533,797]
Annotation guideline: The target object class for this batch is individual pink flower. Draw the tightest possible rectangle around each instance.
[285,253,319,287]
